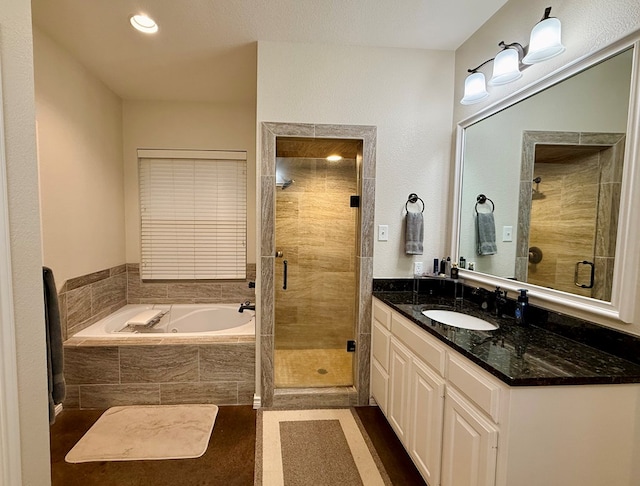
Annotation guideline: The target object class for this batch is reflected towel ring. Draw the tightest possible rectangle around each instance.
[475,194,495,213]
[406,193,425,213]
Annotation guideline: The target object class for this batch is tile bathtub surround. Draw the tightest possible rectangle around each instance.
[58,263,257,340]
[58,264,127,340]
[63,340,256,409]
[126,263,257,304]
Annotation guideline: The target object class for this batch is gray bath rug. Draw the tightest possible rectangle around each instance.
[255,408,392,485]
[65,404,218,463]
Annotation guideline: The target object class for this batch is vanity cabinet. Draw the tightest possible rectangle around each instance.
[441,387,498,486]
[370,297,640,486]
[408,354,445,484]
[371,300,392,414]
[388,338,412,443]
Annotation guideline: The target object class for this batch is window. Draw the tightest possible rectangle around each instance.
[138,149,247,280]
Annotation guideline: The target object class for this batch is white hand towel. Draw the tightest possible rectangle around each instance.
[405,211,424,255]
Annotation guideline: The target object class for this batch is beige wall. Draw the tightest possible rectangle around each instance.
[123,100,257,264]
[257,42,455,278]
[34,28,125,287]
[0,0,51,483]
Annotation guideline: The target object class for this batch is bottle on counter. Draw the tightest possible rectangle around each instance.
[450,263,459,279]
[515,289,528,325]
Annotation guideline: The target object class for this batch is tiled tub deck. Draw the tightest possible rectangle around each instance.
[63,335,255,409]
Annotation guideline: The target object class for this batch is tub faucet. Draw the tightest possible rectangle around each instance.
[238,300,255,313]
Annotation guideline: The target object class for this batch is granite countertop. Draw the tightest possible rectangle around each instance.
[373,290,640,387]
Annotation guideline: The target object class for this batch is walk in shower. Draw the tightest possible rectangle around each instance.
[274,137,360,388]
[259,122,376,408]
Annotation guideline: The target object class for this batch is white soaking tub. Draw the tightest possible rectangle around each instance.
[73,304,255,338]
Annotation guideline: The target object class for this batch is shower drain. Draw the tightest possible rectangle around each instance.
[317,368,328,375]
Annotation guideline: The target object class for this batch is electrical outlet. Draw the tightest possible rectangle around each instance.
[503,226,513,242]
[378,225,389,241]
[413,262,424,276]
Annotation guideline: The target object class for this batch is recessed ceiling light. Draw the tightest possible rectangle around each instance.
[130,14,158,34]
[326,155,343,162]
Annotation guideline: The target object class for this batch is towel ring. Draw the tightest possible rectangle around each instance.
[475,194,495,213]
[406,193,425,213]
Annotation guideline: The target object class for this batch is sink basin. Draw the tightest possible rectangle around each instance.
[422,310,498,331]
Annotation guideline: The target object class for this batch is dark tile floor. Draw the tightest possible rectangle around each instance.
[50,405,426,486]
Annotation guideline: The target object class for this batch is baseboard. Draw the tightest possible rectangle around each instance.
[369,396,378,407]
[253,394,261,409]
[54,403,63,416]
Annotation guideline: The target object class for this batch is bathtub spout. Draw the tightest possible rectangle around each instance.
[239,300,255,313]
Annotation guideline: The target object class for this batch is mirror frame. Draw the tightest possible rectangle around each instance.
[451,32,640,325]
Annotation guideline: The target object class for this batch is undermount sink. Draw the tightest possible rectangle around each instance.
[422,310,498,331]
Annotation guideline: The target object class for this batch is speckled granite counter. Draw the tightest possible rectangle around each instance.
[373,286,640,387]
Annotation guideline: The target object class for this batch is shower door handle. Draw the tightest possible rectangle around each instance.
[575,260,595,289]
[283,260,288,290]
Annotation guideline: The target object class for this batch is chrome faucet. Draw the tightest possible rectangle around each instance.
[238,300,255,313]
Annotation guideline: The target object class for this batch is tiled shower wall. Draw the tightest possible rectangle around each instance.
[274,157,357,350]
[57,263,256,339]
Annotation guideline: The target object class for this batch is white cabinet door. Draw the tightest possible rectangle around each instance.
[409,358,445,486]
[370,358,389,414]
[388,338,411,445]
[441,387,498,486]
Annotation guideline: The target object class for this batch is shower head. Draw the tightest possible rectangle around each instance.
[533,176,542,184]
[281,179,294,190]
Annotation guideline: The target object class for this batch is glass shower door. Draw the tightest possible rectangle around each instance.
[273,152,358,388]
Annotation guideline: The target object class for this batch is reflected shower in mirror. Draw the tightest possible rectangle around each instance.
[458,47,633,302]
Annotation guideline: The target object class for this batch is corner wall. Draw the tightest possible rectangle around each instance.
[34,27,125,287]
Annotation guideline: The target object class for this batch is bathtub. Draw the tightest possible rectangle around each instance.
[73,304,255,338]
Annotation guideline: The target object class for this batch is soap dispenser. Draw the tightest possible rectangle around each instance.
[515,289,528,325]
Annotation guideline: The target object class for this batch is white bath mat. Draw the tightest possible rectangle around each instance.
[65,404,218,463]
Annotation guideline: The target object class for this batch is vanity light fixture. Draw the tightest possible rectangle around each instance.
[460,71,490,105]
[522,7,565,64]
[460,6,564,104]
[489,42,525,86]
[326,155,343,162]
[130,14,158,34]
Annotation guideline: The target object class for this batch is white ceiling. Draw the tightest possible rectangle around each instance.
[31,0,507,103]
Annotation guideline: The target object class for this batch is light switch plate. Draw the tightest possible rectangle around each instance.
[503,226,513,242]
[378,225,389,241]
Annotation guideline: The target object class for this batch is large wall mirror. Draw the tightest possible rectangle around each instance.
[452,34,640,325]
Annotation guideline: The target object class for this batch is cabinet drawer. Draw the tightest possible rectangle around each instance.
[372,320,391,370]
[373,299,392,330]
[447,354,503,423]
[391,313,446,376]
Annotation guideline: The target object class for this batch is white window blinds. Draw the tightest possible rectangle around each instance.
[138,151,247,280]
